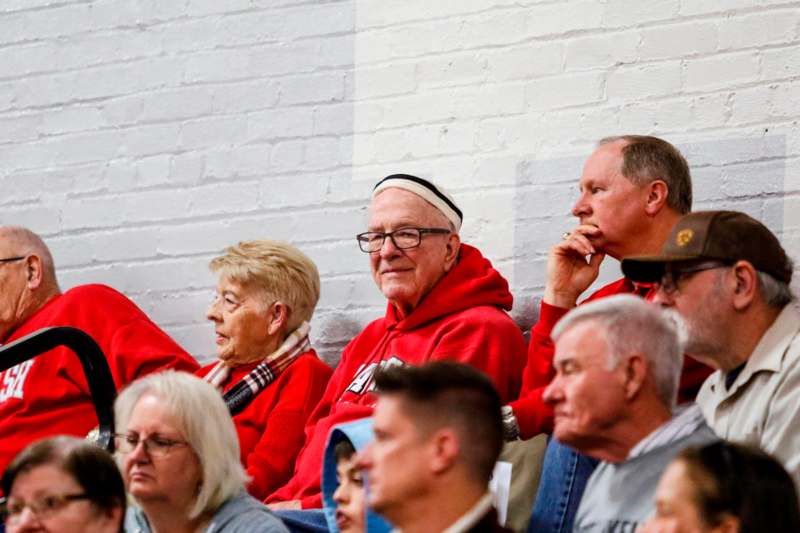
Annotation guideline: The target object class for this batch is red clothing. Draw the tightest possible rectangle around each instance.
[267,244,527,508]
[511,278,713,439]
[196,350,332,500]
[0,284,199,475]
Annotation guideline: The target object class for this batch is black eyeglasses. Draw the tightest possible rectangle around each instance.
[658,261,731,294]
[356,227,451,253]
[113,432,189,457]
[3,493,90,524]
[0,256,24,264]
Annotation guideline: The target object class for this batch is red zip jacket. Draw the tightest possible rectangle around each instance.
[197,351,332,500]
[510,278,713,439]
[0,284,199,476]
[266,244,527,509]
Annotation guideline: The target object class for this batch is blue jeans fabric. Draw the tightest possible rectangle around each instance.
[527,438,599,533]
[274,509,329,533]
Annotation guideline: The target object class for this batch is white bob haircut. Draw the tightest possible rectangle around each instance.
[552,294,686,409]
[114,371,248,519]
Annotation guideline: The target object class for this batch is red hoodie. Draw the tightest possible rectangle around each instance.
[196,350,332,500]
[0,284,199,476]
[267,244,527,508]
[510,278,713,439]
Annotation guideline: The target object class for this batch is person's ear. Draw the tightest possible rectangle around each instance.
[24,254,44,289]
[643,180,669,216]
[443,233,461,273]
[710,514,740,533]
[429,428,459,475]
[105,504,124,529]
[267,302,289,336]
[622,354,648,400]
[730,261,758,311]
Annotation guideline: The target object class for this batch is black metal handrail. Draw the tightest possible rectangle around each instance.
[0,326,117,452]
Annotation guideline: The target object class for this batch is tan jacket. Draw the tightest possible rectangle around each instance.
[698,304,800,488]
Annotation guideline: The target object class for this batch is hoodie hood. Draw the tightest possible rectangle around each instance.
[384,243,513,331]
[322,418,392,533]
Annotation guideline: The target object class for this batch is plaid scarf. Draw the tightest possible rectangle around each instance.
[204,321,311,416]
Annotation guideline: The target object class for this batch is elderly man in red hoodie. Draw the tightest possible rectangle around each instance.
[268,174,526,530]
[0,226,199,478]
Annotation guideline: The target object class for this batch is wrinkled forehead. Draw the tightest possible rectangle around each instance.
[368,187,449,229]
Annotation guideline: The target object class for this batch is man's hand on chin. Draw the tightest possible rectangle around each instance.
[544,225,605,308]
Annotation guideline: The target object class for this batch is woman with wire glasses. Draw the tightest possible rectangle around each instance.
[115,371,288,533]
[2,436,125,533]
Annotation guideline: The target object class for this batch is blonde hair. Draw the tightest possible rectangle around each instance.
[114,371,248,519]
[209,240,320,332]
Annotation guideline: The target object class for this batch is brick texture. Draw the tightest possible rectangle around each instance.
[1,0,798,365]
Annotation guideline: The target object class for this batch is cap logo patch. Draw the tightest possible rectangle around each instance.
[676,229,694,247]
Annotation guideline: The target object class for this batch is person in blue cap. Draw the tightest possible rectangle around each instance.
[321,418,391,533]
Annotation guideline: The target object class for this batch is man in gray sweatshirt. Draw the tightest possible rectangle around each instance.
[542,295,717,533]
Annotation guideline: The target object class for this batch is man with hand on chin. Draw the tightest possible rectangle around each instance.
[503,136,711,533]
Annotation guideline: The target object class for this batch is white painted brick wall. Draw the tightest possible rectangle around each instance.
[1,0,799,366]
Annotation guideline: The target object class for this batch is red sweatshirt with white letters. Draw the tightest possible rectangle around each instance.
[266,244,527,509]
[0,284,199,477]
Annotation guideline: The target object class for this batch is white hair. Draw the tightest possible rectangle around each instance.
[552,294,685,409]
[114,371,248,519]
[756,270,795,308]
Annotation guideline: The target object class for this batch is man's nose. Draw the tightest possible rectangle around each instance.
[652,286,674,307]
[543,378,562,405]
[355,445,373,470]
[377,234,401,258]
[571,192,590,218]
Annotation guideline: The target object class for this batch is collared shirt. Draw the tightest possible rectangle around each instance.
[392,493,494,533]
[697,304,800,487]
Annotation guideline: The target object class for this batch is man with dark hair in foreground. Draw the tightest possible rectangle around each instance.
[358,361,512,533]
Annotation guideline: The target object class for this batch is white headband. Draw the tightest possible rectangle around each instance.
[372,174,463,232]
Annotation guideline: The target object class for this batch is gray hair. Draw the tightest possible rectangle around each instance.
[114,371,248,519]
[598,135,692,215]
[552,295,685,409]
[757,270,795,308]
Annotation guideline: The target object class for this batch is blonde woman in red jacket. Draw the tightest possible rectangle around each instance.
[197,240,332,501]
